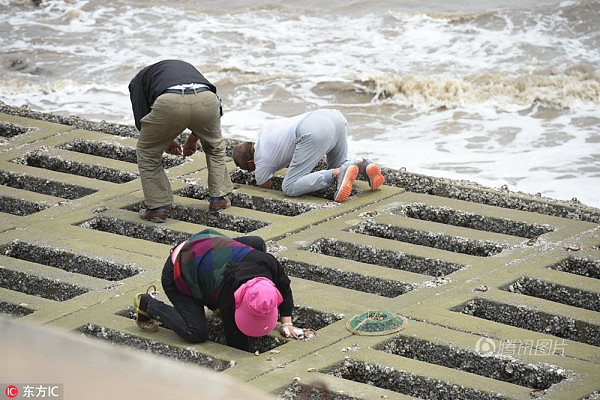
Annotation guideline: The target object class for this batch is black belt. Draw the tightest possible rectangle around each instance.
[164,87,211,95]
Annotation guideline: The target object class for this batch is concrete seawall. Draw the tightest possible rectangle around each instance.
[1,103,599,400]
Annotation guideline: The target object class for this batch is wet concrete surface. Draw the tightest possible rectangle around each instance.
[1,103,599,399]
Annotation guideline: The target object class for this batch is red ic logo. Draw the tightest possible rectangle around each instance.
[5,385,19,398]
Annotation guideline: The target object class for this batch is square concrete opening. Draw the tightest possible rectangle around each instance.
[0,121,36,138]
[0,267,88,301]
[13,150,138,183]
[0,196,48,216]
[0,171,97,199]
[375,335,568,389]
[78,216,190,246]
[280,259,414,297]
[78,323,233,371]
[548,257,599,279]
[1,240,140,281]
[292,304,344,330]
[213,304,342,353]
[60,139,183,169]
[392,203,555,238]
[353,220,505,257]
[381,169,600,224]
[0,301,34,317]
[121,202,268,233]
[81,214,267,245]
[324,357,510,400]
[230,169,357,201]
[117,304,340,354]
[501,276,599,312]
[307,238,464,276]
[178,184,319,216]
[169,204,268,233]
[453,298,600,347]
[278,380,359,400]
[115,307,286,354]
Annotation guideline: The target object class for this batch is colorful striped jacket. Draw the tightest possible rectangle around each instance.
[172,229,253,304]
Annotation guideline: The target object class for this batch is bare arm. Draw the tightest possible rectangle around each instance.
[258,179,272,189]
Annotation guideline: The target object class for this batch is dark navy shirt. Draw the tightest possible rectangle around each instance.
[128,59,216,130]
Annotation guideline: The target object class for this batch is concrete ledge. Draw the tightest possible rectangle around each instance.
[0,317,275,400]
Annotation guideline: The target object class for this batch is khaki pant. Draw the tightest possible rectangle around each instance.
[137,91,233,209]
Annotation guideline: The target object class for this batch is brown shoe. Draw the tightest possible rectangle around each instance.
[139,207,167,223]
[209,196,231,212]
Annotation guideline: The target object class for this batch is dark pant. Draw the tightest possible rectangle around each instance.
[145,236,266,350]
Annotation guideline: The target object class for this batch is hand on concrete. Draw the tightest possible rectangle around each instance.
[280,323,314,340]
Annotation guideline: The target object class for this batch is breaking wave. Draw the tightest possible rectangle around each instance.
[356,65,600,111]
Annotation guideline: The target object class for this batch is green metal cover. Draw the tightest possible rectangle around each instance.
[346,310,406,336]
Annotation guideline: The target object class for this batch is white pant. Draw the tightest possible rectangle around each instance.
[281,109,348,197]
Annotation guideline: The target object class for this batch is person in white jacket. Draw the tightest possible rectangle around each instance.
[232,109,384,202]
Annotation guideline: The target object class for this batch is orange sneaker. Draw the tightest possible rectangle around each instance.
[362,159,385,191]
[334,162,359,202]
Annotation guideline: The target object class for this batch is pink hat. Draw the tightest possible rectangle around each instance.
[234,277,283,337]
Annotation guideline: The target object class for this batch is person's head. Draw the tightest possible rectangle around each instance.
[232,142,255,171]
[234,277,283,337]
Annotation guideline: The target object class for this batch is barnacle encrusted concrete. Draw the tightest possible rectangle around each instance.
[1,103,599,400]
